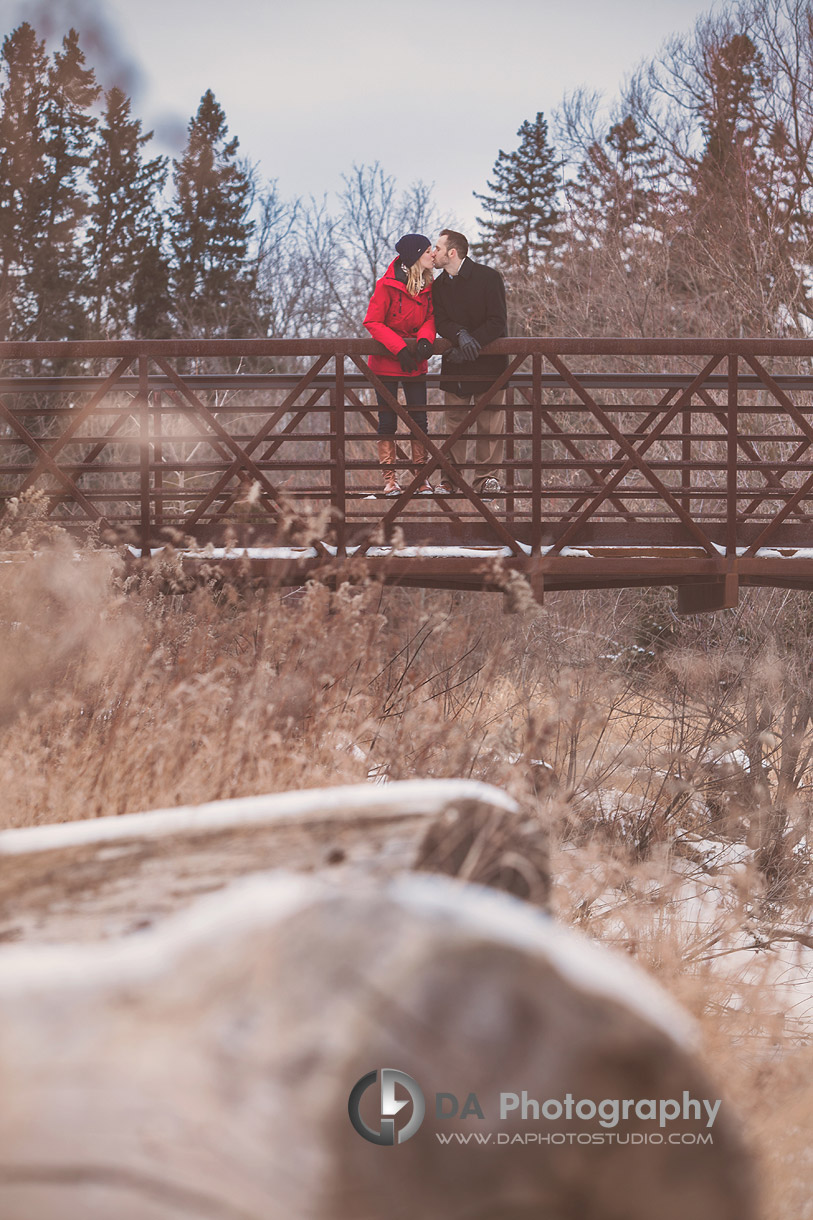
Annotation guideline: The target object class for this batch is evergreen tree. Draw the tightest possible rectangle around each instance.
[474,112,560,265]
[132,234,173,339]
[697,32,766,183]
[552,115,672,336]
[169,90,255,334]
[688,32,787,327]
[690,31,773,241]
[32,28,99,339]
[0,23,50,338]
[85,86,167,337]
[570,115,666,242]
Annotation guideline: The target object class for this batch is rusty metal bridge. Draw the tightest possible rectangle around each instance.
[4,337,813,611]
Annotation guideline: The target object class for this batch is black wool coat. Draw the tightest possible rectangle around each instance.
[432,258,508,398]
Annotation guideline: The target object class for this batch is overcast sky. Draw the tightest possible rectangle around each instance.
[4,0,718,236]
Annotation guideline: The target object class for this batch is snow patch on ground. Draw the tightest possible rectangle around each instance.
[558,830,813,1036]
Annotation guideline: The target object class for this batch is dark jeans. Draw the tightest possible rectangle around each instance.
[375,376,428,436]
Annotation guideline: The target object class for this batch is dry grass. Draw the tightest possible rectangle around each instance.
[3,524,813,1215]
[0,540,537,826]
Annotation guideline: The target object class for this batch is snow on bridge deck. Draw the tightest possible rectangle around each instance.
[121,542,813,608]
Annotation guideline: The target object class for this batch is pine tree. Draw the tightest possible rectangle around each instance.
[569,115,666,244]
[552,115,672,336]
[697,33,766,183]
[133,235,173,339]
[85,86,167,337]
[0,23,50,338]
[169,90,255,334]
[689,31,774,243]
[474,112,560,265]
[31,28,100,339]
[688,32,786,328]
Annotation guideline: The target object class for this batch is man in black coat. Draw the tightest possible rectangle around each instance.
[431,229,508,497]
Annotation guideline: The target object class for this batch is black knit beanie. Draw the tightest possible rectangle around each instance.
[395,234,430,267]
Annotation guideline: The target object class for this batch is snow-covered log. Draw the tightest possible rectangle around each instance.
[0,870,752,1219]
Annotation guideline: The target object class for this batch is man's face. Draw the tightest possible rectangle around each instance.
[432,235,453,269]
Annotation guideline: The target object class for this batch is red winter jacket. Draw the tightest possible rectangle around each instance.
[363,259,436,378]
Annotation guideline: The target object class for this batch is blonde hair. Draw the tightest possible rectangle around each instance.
[405,261,433,296]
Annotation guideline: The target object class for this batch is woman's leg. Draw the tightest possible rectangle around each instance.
[375,379,401,495]
[403,379,432,492]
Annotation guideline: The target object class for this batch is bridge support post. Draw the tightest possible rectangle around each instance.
[332,353,346,558]
[139,355,151,559]
[676,573,739,614]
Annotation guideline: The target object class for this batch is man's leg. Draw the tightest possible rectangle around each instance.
[443,391,473,490]
[472,391,506,492]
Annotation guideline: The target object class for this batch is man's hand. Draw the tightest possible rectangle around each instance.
[416,338,433,360]
[397,346,419,373]
[455,329,481,361]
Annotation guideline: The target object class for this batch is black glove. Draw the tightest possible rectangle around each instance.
[456,329,481,361]
[416,338,433,360]
[397,345,419,373]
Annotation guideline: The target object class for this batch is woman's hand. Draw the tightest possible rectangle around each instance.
[416,338,433,360]
[398,346,419,373]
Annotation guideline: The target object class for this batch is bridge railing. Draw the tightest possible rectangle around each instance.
[2,337,813,602]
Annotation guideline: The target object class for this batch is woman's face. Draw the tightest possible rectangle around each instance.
[418,246,435,272]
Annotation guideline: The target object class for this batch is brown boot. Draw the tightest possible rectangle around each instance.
[377,438,401,495]
[411,437,433,494]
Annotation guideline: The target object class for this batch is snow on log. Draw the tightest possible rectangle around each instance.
[0,779,523,943]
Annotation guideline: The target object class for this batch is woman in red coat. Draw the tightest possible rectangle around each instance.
[363,233,436,495]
